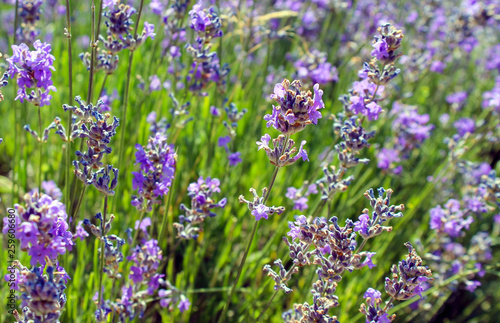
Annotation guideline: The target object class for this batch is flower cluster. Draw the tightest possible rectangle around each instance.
[340,75,384,121]
[339,24,404,121]
[239,187,285,221]
[84,213,125,279]
[131,133,177,212]
[2,191,73,266]
[333,116,375,168]
[189,3,223,40]
[264,79,325,135]
[385,242,433,301]
[64,96,119,195]
[158,280,191,312]
[429,199,474,237]
[173,176,227,239]
[293,49,338,85]
[257,134,308,167]
[482,76,500,115]
[218,136,242,166]
[275,215,378,322]
[222,102,247,138]
[186,3,228,95]
[24,117,64,143]
[359,288,395,323]
[353,188,404,240]
[286,181,317,211]
[8,260,68,323]
[79,0,155,73]
[16,0,43,44]
[377,103,434,174]
[364,24,404,85]
[7,40,56,107]
[316,166,354,201]
[127,238,164,294]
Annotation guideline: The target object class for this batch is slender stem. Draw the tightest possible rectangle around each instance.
[97,195,109,314]
[218,165,281,322]
[65,0,73,212]
[356,238,368,253]
[256,288,278,322]
[130,210,146,248]
[38,106,42,189]
[12,0,19,203]
[87,1,96,104]
[96,0,104,41]
[159,167,176,248]
[71,186,87,229]
[186,286,250,294]
[133,0,145,37]
[13,0,19,45]
[98,73,108,99]
[117,51,134,191]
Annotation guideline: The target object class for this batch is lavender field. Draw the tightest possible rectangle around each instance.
[0,0,499,322]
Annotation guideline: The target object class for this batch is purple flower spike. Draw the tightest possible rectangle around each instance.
[265,79,325,135]
[7,40,56,107]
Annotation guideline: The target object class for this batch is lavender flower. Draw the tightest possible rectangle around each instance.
[353,188,404,240]
[316,166,354,201]
[257,134,308,167]
[131,133,177,212]
[16,0,43,44]
[278,216,376,322]
[264,79,325,135]
[239,187,285,221]
[64,97,119,195]
[8,260,68,323]
[41,180,62,200]
[286,182,317,211]
[293,50,338,85]
[189,3,223,40]
[127,238,163,293]
[223,102,247,137]
[7,40,56,107]
[0,70,8,101]
[482,76,500,114]
[376,148,402,174]
[333,116,374,168]
[429,199,473,237]
[453,118,475,138]
[3,192,73,266]
[363,24,404,86]
[385,242,433,301]
[359,288,395,323]
[99,89,120,112]
[158,281,191,312]
[173,176,227,239]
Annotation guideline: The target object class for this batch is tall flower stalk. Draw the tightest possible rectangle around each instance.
[218,80,325,322]
[64,0,74,212]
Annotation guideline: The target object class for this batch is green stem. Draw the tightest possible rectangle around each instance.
[218,165,281,322]
[255,289,278,322]
[12,0,19,203]
[159,167,176,249]
[130,210,146,248]
[97,195,108,316]
[71,185,87,229]
[38,106,42,189]
[65,0,73,212]
[356,238,368,254]
[98,73,108,99]
[87,1,96,104]
[116,50,134,208]
[13,0,19,44]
